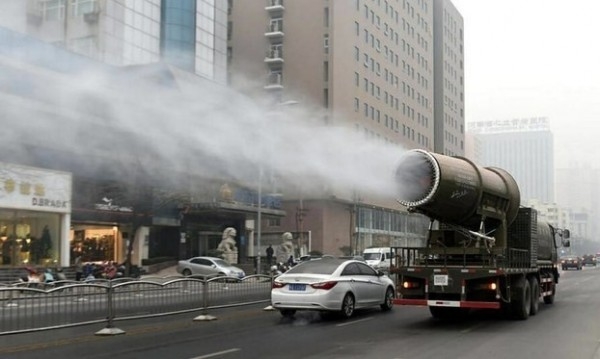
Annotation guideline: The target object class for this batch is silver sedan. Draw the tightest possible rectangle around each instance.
[271,258,395,318]
[176,256,245,278]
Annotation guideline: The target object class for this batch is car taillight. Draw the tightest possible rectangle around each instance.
[272,281,285,289]
[310,281,338,290]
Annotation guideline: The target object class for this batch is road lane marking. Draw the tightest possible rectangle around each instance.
[335,317,373,327]
[189,348,240,358]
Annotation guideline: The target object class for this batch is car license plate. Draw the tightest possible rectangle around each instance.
[434,275,448,286]
[288,284,306,291]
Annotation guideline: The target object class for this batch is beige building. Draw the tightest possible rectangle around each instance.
[228,0,463,255]
[433,0,464,156]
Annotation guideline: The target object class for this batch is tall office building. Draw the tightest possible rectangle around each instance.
[469,117,554,204]
[432,0,464,156]
[228,0,463,254]
[0,0,227,83]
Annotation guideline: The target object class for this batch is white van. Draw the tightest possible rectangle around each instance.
[362,247,392,271]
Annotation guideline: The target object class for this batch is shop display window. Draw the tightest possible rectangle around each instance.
[0,209,61,266]
[70,227,116,263]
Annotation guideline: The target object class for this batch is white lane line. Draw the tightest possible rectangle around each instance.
[336,317,374,327]
[189,348,241,359]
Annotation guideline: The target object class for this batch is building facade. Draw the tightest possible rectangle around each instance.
[0,0,227,83]
[469,117,555,204]
[432,0,464,156]
[228,0,462,255]
[0,0,276,271]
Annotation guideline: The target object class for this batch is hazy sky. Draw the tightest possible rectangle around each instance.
[451,0,600,168]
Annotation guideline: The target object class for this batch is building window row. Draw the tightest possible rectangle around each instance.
[357,49,399,90]
[402,81,429,109]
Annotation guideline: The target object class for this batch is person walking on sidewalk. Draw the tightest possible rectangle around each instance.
[74,255,83,281]
[266,245,274,266]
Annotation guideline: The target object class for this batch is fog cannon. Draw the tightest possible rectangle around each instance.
[395,150,521,232]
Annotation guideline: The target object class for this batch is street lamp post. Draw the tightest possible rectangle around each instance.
[257,100,298,273]
[257,165,263,274]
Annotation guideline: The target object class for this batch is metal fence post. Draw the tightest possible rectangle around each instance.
[263,272,275,311]
[95,280,125,335]
[4,287,18,307]
[194,277,216,321]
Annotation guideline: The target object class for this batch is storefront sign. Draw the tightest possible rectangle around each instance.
[0,162,71,213]
[94,197,133,212]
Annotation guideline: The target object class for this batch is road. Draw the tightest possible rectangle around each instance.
[1,266,600,359]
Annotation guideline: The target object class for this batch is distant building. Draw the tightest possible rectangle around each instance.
[468,117,554,204]
[556,167,600,241]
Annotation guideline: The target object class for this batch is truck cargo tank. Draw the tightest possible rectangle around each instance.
[395,149,521,232]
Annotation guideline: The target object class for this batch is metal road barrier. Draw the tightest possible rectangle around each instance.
[0,274,274,336]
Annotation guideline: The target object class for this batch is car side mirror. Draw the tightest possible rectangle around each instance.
[377,270,385,277]
[562,239,571,248]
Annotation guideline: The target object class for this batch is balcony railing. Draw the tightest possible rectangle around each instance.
[264,72,283,90]
[265,22,284,38]
[265,48,284,64]
[265,0,284,13]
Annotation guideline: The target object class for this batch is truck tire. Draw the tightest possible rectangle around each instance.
[528,276,540,316]
[543,273,556,304]
[429,306,469,320]
[511,276,531,320]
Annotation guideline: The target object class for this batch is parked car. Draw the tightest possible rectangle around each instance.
[176,257,245,278]
[582,254,597,266]
[271,257,395,319]
[561,255,583,270]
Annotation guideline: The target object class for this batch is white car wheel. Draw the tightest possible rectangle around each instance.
[340,293,355,318]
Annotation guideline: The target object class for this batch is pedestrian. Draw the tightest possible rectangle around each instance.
[74,254,83,281]
[287,255,295,267]
[266,244,274,265]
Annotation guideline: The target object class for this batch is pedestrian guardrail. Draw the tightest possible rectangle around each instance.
[0,274,273,336]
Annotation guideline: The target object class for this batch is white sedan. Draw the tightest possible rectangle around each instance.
[176,256,245,278]
[271,258,395,318]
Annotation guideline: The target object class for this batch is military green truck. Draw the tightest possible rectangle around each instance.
[391,150,570,320]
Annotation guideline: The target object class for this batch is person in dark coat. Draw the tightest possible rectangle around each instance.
[266,245,274,266]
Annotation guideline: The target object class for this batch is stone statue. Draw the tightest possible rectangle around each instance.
[217,227,237,253]
[276,232,294,263]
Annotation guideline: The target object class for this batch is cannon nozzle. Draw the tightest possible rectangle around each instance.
[395,150,520,231]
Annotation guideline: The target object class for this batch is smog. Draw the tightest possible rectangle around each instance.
[0,35,407,201]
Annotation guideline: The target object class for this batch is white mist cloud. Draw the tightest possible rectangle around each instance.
[1,45,408,201]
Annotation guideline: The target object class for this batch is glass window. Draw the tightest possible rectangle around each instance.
[0,210,61,266]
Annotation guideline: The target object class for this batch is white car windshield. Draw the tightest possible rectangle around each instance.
[363,253,382,261]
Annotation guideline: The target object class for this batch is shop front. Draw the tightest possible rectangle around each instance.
[70,177,152,266]
[0,162,71,268]
[176,183,286,263]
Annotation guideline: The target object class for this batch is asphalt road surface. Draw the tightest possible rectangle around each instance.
[1,266,600,359]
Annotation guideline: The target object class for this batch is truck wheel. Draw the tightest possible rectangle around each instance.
[429,306,469,320]
[511,276,531,320]
[528,276,540,315]
[543,274,556,304]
